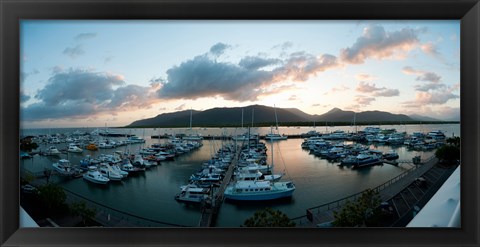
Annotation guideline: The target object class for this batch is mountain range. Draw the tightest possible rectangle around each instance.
[127,105,445,128]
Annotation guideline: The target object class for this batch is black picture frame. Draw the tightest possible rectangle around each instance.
[1,0,479,246]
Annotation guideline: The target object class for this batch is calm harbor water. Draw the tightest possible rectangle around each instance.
[20,124,459,227]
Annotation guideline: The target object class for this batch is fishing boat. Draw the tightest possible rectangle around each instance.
[52,159,75,176]
[121,159,145,174]
[45,146,61,156]
[67,144,83,153]
[175,184,211,203]
[98,163,124,181]
[352,153,383,169]
[83,168,110,185]
[383,150,399,160]
[85,143,98,151]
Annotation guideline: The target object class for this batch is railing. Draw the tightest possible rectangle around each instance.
[63,187,190,227]
[291,156,437,226]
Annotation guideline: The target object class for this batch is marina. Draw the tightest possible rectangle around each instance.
[20,124,459,227]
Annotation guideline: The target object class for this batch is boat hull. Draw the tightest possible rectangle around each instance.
[224,187,294,201]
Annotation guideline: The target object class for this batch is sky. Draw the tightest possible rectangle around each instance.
[20,20,460,128]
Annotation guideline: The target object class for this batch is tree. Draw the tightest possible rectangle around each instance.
[243,207,295,227]
[435,138,460,166]
[37,183,67,215]
[333,189,382,227]
[70,201,96,226]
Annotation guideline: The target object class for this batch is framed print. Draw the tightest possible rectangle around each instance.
[1,0,479,246]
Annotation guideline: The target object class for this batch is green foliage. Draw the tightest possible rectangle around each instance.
[20,142,38,151]
[243,207,295,227]
[446,136,460,148]
[435,138,460,166]
[333,189,382,227]
[38,183,67,215]
[70,201,96,226]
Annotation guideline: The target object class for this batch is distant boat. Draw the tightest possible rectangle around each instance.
[265,105,287,141]
[183,109,203,141]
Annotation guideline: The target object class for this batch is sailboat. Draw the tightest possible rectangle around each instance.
[183,109,203,141]
[265,105,287,141]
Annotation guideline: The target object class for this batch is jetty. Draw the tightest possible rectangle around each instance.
[198,144,241,227]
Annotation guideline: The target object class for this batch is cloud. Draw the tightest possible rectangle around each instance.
[324,85,350,95]
[403,106,460,121]
[312,103,321,107]
[403,66,449,94]
[157,43,340,102]
[74,33,97,41]
[288,95,297,101]
[355,95,376,106]
[355,73,377,81]
[420,42,440,57]
[209,43,230,57]
[104,55,114,64]
[20,91,31,103]
[340,25,421,64]
[279,52,340,81]
[273,42,293,51]
[20,69,40,83]
[414,82,446,92]
[239,56,281,70]
[175,104,186,111]
[401,66,441,82]
[356,81,399,97]
[372,88,399,97]
[22,69,160,121]
[63,45,85,58]
[403,89,459,108]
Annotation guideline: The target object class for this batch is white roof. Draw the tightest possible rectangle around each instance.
[407,166,460,227]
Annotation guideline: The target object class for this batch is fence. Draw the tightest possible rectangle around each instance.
[63,187,190,227]
[291,156,437,226]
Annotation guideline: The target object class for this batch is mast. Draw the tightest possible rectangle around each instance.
[241,108,244,129]
[354,112,357,133]
[274,104,279,130]
[270,133,274,173]
[189,108,193,130]
[251,107,254,127]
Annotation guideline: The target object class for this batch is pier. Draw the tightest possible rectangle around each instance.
[291,156,456,227]
[198,144,242,227]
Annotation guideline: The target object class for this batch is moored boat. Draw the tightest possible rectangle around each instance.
[224,180,295,201]
[83,169,110,184]
[174,184,211,203]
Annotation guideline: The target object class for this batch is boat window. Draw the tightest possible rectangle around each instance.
[255,189,258,191]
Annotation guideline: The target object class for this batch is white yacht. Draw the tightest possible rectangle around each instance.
[83,169,110,184]
[98,163,124,181]
[46,146,61,155]
[52,159,74,176]
[224,180,295,201]
[67,144,83,153]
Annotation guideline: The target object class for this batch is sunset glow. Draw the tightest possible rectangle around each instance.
[20,20,460,128]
